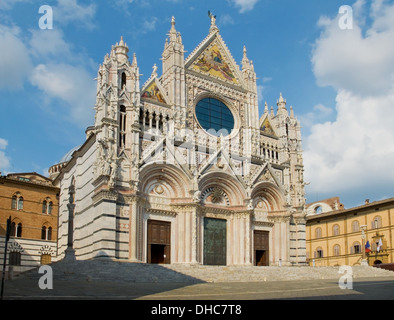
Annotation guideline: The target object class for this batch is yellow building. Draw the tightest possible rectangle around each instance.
[306,197,394,266]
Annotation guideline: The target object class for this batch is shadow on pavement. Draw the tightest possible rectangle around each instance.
[3,258,205,300]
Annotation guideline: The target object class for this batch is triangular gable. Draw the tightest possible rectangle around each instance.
[252,163,283,191]
[199,148,247,188]
[140,138,193,180]
[141,78,168,105]
[186,33,244,86]
[260,115,278,138]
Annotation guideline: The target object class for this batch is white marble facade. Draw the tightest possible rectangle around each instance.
[53,16,307,266]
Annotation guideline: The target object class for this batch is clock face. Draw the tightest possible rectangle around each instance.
[195,97,235,137]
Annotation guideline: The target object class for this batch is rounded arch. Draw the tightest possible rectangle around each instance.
[139,164,191,199]
[250,182,285,211]
[198,171,247,206]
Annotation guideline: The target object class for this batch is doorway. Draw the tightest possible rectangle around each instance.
[147,220,171,264]
[254,230,269,266]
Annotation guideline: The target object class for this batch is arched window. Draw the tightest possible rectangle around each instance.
[315,227,322,239]
[11,195,17,209]
[41,225,52,240]
[315,247,323,258]
[333,224,340,236]
[351,241,361,254]
[41,226,47,240]
[12,193,23,210]
[10,221,22,238]
[372,216,382,229]
[352,220,360,232]
[121,72,127,89]
[10,222,16,237]
[48,202,53,214]
[333,244,341,256]
[42,200,47,214]
[119,105,126,148]
[17,223,22,237]
[48,227,52,240]
[17,197,23,210]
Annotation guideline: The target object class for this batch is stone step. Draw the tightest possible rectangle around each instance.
[15,259,394,284]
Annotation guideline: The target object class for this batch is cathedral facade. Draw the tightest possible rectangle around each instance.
[52,16,307,266]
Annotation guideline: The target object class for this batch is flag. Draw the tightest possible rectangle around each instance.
[365,240,371,253]
[377,238,383,252]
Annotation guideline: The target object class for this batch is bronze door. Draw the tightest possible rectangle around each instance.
[147,220,171,264]
[204,218,227,266]
[254,230,269,266]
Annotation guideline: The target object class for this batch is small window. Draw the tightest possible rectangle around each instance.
[119,105,126,148]
[41,226,52,240]
[11,196,17,209]
[41,226,47,240]
[372,216,382,229]
[17,223,22,237]
[10,222,22,238]
[121,72,127,89]
[351,242,361,254]
[333,244,340,256]
[352,220,360,232]
[42,200,47,214]
[17,197,23,210]
[315,248,323,258]
[333,224,340,236]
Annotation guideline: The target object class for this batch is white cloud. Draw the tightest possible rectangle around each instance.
[0,25,32,90]
[54,0,96,29]
[304,0,394,202]
[142,17,158,33]
[230,0,259,13]
[256,84,264,104]
[0,138,11,173]
[219,14,235,26]
[29,29,71,58]
[30,63,96,127]
[299,104,333,128]
[312,1,394,96]
[0,0,31,10]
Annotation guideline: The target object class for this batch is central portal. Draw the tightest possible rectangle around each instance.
[204,218,227,266]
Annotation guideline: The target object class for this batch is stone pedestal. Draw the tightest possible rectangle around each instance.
[361,259,369,266]
[63,248,76,262]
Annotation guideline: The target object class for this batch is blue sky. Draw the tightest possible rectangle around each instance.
[1,0,394,209]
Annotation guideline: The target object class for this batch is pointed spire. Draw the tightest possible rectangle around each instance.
[242,45,250,70]
[277,92,288,115]
[132,52,137,66]
[169,16,177,42]
[290,105,294,118]
[119,36,125,46]
[264,102,268,114]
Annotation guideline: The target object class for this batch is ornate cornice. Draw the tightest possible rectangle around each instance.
[92,189,118,204]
